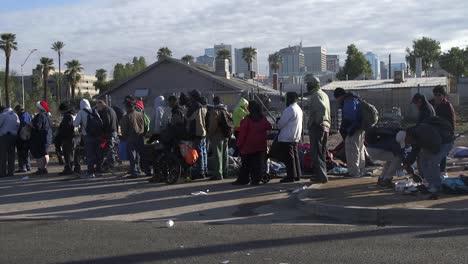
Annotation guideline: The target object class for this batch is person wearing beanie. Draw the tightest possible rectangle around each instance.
[56,102,76,175]
[334,88,365,178]
[30,101,52,175]
[14,104,32,172]
[306,74,330,183]
[0,106,20,178]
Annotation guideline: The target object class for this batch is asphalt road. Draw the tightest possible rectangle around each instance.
[2,220,468,264]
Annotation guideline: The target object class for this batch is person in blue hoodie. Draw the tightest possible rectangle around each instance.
[334,88,365,178]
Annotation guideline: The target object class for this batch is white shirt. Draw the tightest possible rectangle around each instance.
[277,103,303,143]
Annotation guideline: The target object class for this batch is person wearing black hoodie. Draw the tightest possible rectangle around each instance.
[96,100,118,170]
[57,103,76,175]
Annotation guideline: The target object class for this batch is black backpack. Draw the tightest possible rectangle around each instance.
[84,109,103,137]
[219,109,234,138]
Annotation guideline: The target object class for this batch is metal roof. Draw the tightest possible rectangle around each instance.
[322,77,447,91]
[97,57,279,98]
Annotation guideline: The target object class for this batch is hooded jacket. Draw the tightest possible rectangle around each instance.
[233,98,249,130]
[208,104,229,138]
[152,96,169,134]
[186,101,207,138]
[98,105,118,135]
[340,92,362,137]
[0,108,20,136]
[73,99,92,136]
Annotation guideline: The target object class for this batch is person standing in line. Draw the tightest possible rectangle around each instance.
[56,103,76,175]
[207,96,231,181]
[120,100,146,179]
[0,106,20,178]
[305,75,330,184]
[14,104,32,172]
[151,96,168,141]
[30,101,52,175]
[232,98,249,156]
[431,85,456,178]
[186,90,208,179]
[277,92,303,183]
[96,100,118,170]
[334,88,365,178]
[74,99,103,179]
[234,101,272,185]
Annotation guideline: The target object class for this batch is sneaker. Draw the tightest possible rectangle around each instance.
[377,178,393,188]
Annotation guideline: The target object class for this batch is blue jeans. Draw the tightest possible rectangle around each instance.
[84,136,100,175]
[193,137,207,176]
[127,136,144,176]
[419,142,454,192]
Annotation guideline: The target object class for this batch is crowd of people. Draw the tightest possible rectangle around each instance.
[0,77,458,199]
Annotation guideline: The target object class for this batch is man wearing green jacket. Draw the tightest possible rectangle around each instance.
[306,75,331,183]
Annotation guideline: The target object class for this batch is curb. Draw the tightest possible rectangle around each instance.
[295,187,468,226]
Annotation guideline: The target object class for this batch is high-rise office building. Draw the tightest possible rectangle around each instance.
[365,52,381,79]
[235,48,258,78]
[196,55,214,68]
[303,46,327,72]
[326,55,340,73]
[204,48,215,57]
[380,61,388,79]
[277,45,305,77]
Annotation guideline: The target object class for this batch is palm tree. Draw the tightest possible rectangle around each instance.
[51,41,65,101]
[242,47,257,78]
[0,33,18,107]
[268,52,282,74]
[39,57,54,102]
[64,60,83,99]
[32,64,43,90]
[216,49,231,62]
[157,47,172,61]
[181,55,194,64]
[95,69,107,82]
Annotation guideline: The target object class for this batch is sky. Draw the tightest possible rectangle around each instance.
[1,0,467,76]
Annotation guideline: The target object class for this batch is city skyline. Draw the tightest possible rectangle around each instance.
[1,0,467,76]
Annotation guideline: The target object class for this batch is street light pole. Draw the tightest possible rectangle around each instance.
[21,49,38,106]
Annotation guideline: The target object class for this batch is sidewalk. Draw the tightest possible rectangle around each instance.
[297,174,468,226]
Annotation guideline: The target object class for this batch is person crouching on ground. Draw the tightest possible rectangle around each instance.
[404,117,454,199]
[120,100,146,179]
[57,102,76,175]
[277,92,304,183]
[234,101,272,185]
[30,101,52,175]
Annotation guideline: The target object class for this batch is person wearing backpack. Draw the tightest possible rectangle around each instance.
[120,100,146,179]
[334,88,365,178]
[207,96,232,181]
[14,104,32,173]
[306,75,330,184]
[30,101,52,175]
[74,99,103,179]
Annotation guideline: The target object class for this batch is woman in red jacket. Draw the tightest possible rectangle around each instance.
[233,101,272,185]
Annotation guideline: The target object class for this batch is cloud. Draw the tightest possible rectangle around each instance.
[1,0,467,76]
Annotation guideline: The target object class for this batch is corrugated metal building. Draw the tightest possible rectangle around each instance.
[322,77,451,122]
